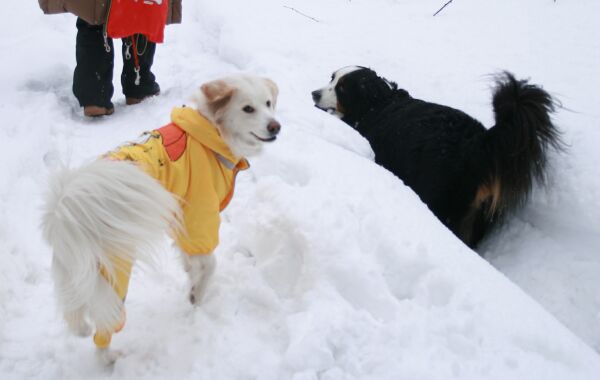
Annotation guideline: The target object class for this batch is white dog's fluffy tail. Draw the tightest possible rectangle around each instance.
[42,160,182,332]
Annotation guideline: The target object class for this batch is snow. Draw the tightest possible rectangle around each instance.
[1,0,600,379]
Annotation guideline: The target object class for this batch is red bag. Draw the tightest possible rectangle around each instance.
[107,0,169,43]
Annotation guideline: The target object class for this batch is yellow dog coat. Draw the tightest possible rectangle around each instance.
[94,107,249,348]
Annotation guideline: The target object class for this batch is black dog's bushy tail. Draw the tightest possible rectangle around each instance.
[484,72,563,217]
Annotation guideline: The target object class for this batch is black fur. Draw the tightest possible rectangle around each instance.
[318,68,562,249]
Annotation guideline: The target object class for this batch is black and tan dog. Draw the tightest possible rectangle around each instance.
[312,66,562,248]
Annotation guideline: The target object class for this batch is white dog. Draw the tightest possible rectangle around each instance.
[42,74,280,360]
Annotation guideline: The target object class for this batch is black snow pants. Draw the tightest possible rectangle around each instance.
[73,18,160,108]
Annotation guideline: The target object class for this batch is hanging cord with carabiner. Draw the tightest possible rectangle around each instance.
[124,35,149,86]
[102,0,113,53]
[103,31,111,53]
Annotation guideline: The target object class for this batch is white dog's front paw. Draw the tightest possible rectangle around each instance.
[184,254,216,305]
[189,284,207,305]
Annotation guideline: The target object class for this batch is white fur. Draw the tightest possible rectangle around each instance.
[96,347,123,365]
[43,160,182,335]
[42,74,280,357]
[194,74,280,158]
[183,253,217,304]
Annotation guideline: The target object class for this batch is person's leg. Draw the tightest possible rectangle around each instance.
[121,35,160,104]
[73,18,115,115]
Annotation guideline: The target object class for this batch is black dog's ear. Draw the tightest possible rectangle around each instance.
[336,68,396,126]
[359,74,394,105]
[386,79,398,91]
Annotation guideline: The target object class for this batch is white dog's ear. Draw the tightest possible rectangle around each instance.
[201,80,235,106]
[263,78,279,107]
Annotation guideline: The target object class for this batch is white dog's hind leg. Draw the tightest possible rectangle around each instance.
[184,253,216,305]
[64,307,93,337]
[88,275,126,336]
[96,347,124,366]
[51,257,93,336]
[43,160,182,347]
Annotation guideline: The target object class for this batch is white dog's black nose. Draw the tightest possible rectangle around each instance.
[311,90,322,103]
[267,120,281,135]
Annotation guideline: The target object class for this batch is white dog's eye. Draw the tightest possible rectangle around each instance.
[266,100,271,107]
[243,105,255,113]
